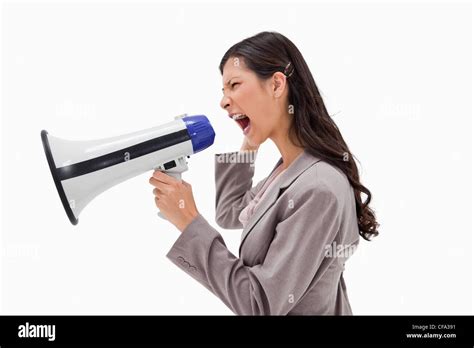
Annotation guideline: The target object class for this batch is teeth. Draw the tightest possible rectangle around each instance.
[232,114,247,120]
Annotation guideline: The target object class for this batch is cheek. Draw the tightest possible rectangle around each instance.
[251,93,274,129]
[236,83,274,137]
[236,86,256,110]
[242,87,270,119]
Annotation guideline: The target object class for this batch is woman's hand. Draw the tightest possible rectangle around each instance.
[149,171,199,232]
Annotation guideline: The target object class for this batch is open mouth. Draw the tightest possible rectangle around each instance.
[231,113,251,133]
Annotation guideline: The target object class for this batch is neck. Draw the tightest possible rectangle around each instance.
[270,116,304,170]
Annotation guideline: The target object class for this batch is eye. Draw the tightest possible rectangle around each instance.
[231,82,240,88]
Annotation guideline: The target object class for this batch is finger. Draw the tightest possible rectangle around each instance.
[152,170,179,184]
[149,177,170,190]
[152,188,163,197]
[181,179,192,188]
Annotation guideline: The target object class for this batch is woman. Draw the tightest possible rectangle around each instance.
[149,31,379,315]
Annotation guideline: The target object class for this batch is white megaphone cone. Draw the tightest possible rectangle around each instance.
[41,114,215,225]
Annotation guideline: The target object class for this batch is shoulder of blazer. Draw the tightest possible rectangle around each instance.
[277,149,323,191]
[291,155,353,202]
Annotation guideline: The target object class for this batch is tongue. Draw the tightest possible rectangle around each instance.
[238,117,250,130]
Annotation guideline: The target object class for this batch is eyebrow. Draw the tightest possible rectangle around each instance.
[221,76,241,92]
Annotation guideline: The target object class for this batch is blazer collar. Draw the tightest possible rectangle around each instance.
[239,149,322,255]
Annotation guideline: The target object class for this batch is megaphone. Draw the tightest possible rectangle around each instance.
[41,114,215,225]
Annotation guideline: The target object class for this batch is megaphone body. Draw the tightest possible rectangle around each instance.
[41,114,215,225]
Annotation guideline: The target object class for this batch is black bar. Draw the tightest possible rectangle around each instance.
[0,315,473,346]
[56,129,190,181]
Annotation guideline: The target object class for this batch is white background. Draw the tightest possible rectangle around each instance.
[1,0,472,315]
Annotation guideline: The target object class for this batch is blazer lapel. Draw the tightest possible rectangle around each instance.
[238,149,322,255]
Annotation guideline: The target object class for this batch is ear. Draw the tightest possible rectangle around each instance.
[271,72,287,98]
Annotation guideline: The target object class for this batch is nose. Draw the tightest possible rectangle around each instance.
[220,93,230,110]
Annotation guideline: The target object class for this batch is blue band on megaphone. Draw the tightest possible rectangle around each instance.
[182,115,215,153]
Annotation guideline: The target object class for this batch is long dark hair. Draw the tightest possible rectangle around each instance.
[219,31,379,240]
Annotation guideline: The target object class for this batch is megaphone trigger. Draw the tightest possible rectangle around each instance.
[154,155,189,182]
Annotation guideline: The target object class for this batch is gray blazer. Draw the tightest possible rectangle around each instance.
[166,149,360,315]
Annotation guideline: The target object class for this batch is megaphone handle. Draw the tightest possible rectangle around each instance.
[156,171,183,219]
[155,156,188,220]
[164,172,182,181]
[156,172,183,219]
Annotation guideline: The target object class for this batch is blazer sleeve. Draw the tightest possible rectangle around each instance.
[214,151,267,229]
[166,183,341,315]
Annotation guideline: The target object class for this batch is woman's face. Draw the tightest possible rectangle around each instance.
[220,57,286,147]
